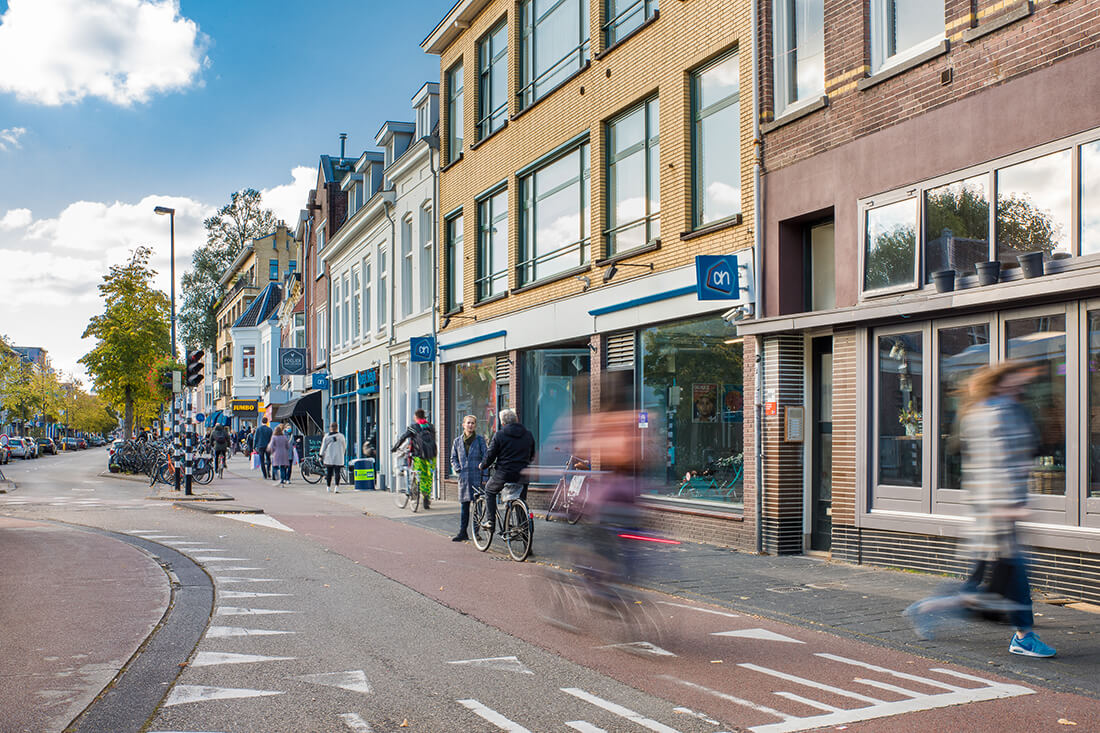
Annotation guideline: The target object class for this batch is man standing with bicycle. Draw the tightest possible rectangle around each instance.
[479,409,535,533]
[392,409,437,509]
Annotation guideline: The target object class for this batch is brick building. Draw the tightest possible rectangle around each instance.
[423,0,757,545]
[736,0,1100,600]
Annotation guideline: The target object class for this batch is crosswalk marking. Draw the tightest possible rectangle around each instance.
[814,654,966,692]
[218,590,290,599]
[561,688,682,733]
[457,699,533,732]
[447,656,533,674]
[737,664,885,705]
[339,712,374,732]
[772,692,840,713]
[565,722,607,732]
[195,556,250,561]
[657,676,792,721]
[215,606,296,616]
[214,577,282,583]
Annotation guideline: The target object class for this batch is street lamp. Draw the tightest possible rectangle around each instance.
[154,206,176,359]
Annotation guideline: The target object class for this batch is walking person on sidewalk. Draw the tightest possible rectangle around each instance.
[392,409,437,509]
[479,409,535,533]
[449,415,488,541]
[320,422,347,493]
[905,361,1055,657]
[253,418,274,480]
[267,424,293,485]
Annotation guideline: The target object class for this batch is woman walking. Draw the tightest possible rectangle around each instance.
[320,422,347,493]
[449,415,488,542]
[267,424,293,485]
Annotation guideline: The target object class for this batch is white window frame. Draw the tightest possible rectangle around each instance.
[362,256,372,339]
[401,216,414,318]
[342,272,351,348]
[859,193,920,297]
[772,0,825,117]
[317,308,327,363]
[420,204,434,313]
[447,61,464,161]
[351,265,361,343]
[332,277,342,351]
[869,0,945,74]
[378,243,388,334]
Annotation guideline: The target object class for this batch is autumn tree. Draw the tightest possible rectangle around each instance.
[80,246,172,439]
[178,189,277,350]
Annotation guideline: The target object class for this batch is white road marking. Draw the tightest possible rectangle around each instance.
[205,626,295,638]
[656,601,739,618]
[712,629,804,644]
[738,664,885,704]
[673,707,722,725]
[814,654,967,692]
[182,548,227,553]
[213,577,282,583]
[190,652,295,667]
[218,513,295,532]
[447,656,534,674]
[164,684,283,706]
[565,722,607,732]
[209,567,264,571]
[457,699,532,733]
[855,678,925,698]
[196,556,250,561]
[657,676,791,721]
[218,590,291,599]
[772,692,840,713]
[164,541,207,546]
[339,712,374,732]
[215,607,297,616]
[597,641,677,656]
[295,670,372,694]
[561,688,682,733]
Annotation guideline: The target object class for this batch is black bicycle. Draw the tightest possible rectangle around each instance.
[546,455,590,524]
[471,482,532,561]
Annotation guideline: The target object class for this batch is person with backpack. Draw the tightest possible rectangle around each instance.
[392,409,437,509]
[319,422,348,493]
[211,423,230,475]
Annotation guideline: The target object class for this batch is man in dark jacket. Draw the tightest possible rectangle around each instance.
[479,409,535,531]
[253,417,274,479]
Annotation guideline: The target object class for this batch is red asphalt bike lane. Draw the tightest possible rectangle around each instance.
[265,510,1100,733]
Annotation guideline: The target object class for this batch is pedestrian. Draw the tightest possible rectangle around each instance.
[479,409,535,533]
[449,415,488,542]
[392,409,437,509]
[267,424,293,485]
[319,422,347,493]
[904,361,1055,658]
[253,417,274,480]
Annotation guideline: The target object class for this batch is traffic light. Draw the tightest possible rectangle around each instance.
[186,349,205,387]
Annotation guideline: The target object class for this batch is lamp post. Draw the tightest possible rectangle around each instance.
[154,205,180,490]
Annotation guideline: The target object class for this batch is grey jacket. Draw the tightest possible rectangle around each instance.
[450,433,489,503]
[267,434,293,467]
[319,431,347,466]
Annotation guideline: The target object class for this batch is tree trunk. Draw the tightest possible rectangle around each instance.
[124,385,134,440]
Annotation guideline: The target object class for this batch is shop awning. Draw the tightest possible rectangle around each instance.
[205,410,222,427]
[273,391,322,426]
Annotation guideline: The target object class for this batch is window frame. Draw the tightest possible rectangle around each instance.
[859,193,921,297]
[477,19,509,141]
[691,50,742,229]
[772,0,825,118]
[401,216,414,318]
[476,185,509,302]
[362,256,372,338]
[377,242,388,334]
[518,140,591,286]
[518,0,590,110]
[869,0,945,75]
[605,96,660,257]
[604,0,658,48]
[269,258,279,281]
[351,265,361,343]
[420,203,434,313]
[445,210,465,313]
[446,60,464,162]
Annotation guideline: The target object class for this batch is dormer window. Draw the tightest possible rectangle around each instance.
[417,103,430,139]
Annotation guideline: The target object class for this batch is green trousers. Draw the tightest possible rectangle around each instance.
[413,456,435,496]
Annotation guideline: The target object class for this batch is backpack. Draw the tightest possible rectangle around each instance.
[410,423,437,459]
[212,427,228,447]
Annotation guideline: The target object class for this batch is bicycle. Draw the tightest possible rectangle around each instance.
[471,481,533,561]
[392,450,421,512]
[546,455,590,524]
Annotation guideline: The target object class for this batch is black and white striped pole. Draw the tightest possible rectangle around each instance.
[173,372,182,493]
[184,349,205,496]
[184,388,194,496]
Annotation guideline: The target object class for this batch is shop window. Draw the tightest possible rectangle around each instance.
[605,0,657,47]
[869,0,944,74]
[477,21,508,140]
[937,323,989,491]
[1089,311,1100,498]
[519,0,589,109]
[996,150,1072,263]
[446,61,464,162]
[1005,314,1067,496]
[448,357,502,475]
[606,97,659,256]
[925,176,989,280]
[863,198,917,292]
[639,316,744,507]
[692,51,741,227]
[773,0,824,117]
[521,347,590,469]
[445,213,464,312]
[519,142,590,285]
[476,188,509,301]
[1080,140,1100,255]
[877,331,923,489]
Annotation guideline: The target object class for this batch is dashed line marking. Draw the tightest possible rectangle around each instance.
[656,601,739,618]
[447,656,534,674]
[561,688,682,733]
[457,699,533,732]
[339,712,374,732]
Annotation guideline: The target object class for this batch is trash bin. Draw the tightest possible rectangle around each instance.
[351,457,376,491]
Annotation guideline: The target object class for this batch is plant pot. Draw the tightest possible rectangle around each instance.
[931,269,956,293]
[1016,251,1045,279]
[975,260,1001,286]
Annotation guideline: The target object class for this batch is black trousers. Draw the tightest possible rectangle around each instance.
[258,450,272,479]
[325,464,342,486]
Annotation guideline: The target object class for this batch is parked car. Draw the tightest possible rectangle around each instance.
[23,437,39,458]
[36,437,57,455]
[0,435,11,464]
[108,440,124,458]
[60,437,78,451]
[6,436,29,459]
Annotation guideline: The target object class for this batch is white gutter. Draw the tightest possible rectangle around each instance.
[750,0,765,555]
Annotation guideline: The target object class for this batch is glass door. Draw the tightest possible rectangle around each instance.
[810,337,833,552]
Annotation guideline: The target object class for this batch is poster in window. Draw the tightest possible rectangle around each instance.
[692,383,718,423]
[722,384,743,423]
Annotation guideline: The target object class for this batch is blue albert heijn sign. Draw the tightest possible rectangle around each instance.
[312,372,330,390]
[410,336,436,363]
[695,254,741,300]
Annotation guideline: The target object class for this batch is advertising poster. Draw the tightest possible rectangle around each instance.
[692,383,718,423]
[722,384,743,423]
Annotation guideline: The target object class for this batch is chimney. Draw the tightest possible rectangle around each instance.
[339,133,347,159]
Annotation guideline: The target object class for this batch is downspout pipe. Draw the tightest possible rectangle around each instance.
[427,137,440,500]
[750,0,765,555]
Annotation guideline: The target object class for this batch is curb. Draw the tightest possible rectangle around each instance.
[146,492,235,502]
[98,471,150,484]
[174,501,263,514]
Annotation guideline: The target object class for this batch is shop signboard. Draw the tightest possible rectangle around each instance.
[231,399,259,417]
[695,254,751,301]
[305,434,323,457]
[410,336,436,362]
[279,348,307,375]
[312,372,329,390]
[357,368,379,395]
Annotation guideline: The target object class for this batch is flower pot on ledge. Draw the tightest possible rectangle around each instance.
[975,260,1001,286]
[931,269,956,293]
[1016,251,1045,279]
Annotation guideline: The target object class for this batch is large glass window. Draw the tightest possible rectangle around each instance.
[639,316,744,507]
[864,198,917,292]
[693,52,741,227]
[476,189,509,301]
[519,0,589,108]
[519,142,590,285]
[605,0,657,47]
[773,0,824,116]
[521,347,590,469]
[877,332,923,488]
[870,0,944,73]
[351,266,361,341]
[362,258,372,336]
[1089,311,1100,498]
[937,324,989,490]
[378,245,387,331]
[445,214,464,312]
[997,150,1073,263]
[401,216,414,318]
[1082,140,1100,255]
[925,176,989,280]
[448,357,502,474]
[607,97,659,255]
[478,21,508,140]
[332,277,342,348]
[447,62,464,162]
[1005,314,1067,496]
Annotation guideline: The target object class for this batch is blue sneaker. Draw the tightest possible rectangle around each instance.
[1009,631,1056,658]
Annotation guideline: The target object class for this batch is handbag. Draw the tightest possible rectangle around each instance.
[251,451,260,470]
[292,447,300,465]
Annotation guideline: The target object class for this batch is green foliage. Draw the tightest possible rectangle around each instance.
[148,356,185,403]
[864,224,916,291]
[0,339,64,432]
[178,189,277,350]
[996,194,1060,256]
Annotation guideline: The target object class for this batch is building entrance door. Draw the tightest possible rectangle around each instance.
[810,337,833,552]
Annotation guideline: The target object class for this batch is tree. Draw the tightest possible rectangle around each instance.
[80,246,172,439]
[178,189,277,350]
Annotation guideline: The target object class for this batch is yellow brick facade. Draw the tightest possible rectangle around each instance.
[428,0,756,332]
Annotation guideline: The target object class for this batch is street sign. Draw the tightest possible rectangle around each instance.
[172,369,182,393]
[695,254,741,300]
[279,348,307,375]
[410,336,436,362]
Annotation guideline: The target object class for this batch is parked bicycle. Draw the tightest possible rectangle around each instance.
[546,454,590,524]
[392,448,420,512]
[471,481,533,561]
[299,451,348,485]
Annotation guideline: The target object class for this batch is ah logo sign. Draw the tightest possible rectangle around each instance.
[695,254,740,300]
[410,336,436,363]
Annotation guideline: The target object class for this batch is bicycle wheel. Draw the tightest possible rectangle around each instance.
[393,476,410,509]
[504,500,532,561]
[546,479,566,522]
[564,478,588,525]
[300,460,322,484]
[408,473,420,512]
[194,462,213,485]
[339,466,350,485]
[471,496,492,551]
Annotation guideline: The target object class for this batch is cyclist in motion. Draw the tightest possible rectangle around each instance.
[479,409,535,532]
[392,409,438,509]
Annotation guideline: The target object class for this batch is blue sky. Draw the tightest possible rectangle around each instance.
[0,0,448,380]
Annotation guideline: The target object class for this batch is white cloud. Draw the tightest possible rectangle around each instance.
[0,126,26,150]
[0,208,32,230]
[260,166,314,227]
[0,0,207,106]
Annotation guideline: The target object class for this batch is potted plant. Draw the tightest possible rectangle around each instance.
[975,260,1001,286]
[1016,251,1044,279]
[931,269,956,293]
[898,400,922,437]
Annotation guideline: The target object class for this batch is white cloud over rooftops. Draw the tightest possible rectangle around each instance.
[260,166,315,227]
[0,0,207,107]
